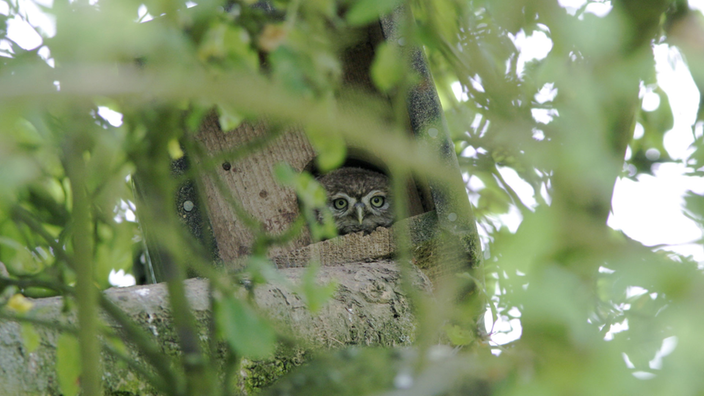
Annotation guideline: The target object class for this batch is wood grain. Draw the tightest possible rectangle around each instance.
[195,114,315,264]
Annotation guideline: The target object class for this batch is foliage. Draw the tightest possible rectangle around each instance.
[1,0,704,395]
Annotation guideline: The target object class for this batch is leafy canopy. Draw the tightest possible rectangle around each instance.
[1,0,704,395]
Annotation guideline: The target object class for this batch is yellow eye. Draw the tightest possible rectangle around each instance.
[333,198,348,210]
[370,196,385,208]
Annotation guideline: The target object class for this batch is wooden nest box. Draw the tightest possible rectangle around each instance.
[170,11,481,280]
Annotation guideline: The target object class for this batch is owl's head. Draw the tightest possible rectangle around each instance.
[316,167,394,235]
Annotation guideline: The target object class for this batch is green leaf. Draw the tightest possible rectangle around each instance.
[107,335,128,355]
[246,255,284,285]
[6,293,33,313]
[273,163,298,186]
[371,42,404,92]
[296,262,338,313]
[306,128,347,172]
[185,105,209,133]
[12,118,44,146]
[0,15,7,36]
[167,139,184,160]
[22,287,60,298]
[684,191,704,224]
[198,23,258,69]
[640,87,674,136]
[0,147,41,206]
[275,167,337,241]
[105,336,129,369]
[269,46,314,96]
[21,323,40,353]
[346,0,401,26]
[56,333,82,396]
[308,208,338,241]
[444,324,475,346]
[214,295,276,359]
[217,104,244,132]
[0,236,43,276]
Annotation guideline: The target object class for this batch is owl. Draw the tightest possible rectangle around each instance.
[316,167,394,235]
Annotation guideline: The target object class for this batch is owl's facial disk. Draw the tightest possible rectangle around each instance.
[317,167,393,235]
[329,190,388,225]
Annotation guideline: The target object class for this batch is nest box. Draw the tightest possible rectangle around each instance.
[151,10,480,281]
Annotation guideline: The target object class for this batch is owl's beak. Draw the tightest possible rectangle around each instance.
[354,203,365,224]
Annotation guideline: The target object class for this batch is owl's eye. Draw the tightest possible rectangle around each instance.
[370,196,385,208]
[333,198,348,210]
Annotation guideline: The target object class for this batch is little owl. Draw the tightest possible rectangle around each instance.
[316,167,394,235]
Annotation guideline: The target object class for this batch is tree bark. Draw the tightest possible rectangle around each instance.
[0,260,431,396]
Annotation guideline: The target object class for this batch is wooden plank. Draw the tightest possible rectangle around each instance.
[271,211,437,268]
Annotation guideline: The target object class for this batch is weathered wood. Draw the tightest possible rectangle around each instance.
[195,115,315,263]
[0,261,430,396]
[270,211,437,268]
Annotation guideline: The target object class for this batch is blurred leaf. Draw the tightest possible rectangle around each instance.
[167,138,184,160]
[371,42,404,93]
[346,0,401,26]
[683,191,704,225]
[216,104,244,132]
[302,0,337,17]
[273,163,298,185]
[295,262,337,313]
[444,324,475,346]
[105,336,129,369]
[521,265,593,346]
[640,87,674,132]
[0,237,43,276]
[0,14,7,37]
[258,23,288,52]
[22,287,60,298]
[107,335,128,355]
[56,333,82,396]
[12,118,44,146]
[199,22,259,68]
[688,137,704,172]
[246,255,284,285]
[274,164,337,241]
[21,323,40,353]
[262,348,398,396]
[306,128,346,172]
[270,46,316,97]
[0,142,41,205]
[185,105,210,133]
[95,241,132,290]
[6,293,34,313]
[214,294,276,359]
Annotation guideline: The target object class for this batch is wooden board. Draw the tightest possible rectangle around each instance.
[270,211,437,268]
